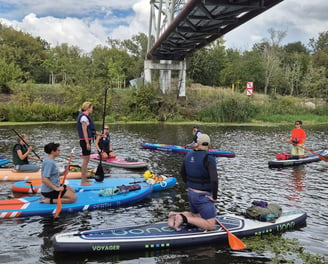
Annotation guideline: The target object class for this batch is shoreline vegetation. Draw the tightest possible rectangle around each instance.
[0,84,327,125]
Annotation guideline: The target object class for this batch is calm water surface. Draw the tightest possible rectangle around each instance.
[0,123,327,263]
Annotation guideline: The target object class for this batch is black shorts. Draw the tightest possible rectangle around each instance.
[41,185,67,199]
[80,140,91,156]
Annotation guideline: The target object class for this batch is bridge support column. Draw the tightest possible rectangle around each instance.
[160,60,171,94]
[143,59,186,98]
[144,60,152,84]
[178,59,186,99]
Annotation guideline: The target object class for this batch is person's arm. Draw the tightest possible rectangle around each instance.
[16,146,32,161]
[180,163,187,184]
[95,135,101,152]
[81,121,90,150]
[42,177,63,192]
[206,156,218,200]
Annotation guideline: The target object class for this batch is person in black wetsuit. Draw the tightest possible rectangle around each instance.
[168,134,218,231]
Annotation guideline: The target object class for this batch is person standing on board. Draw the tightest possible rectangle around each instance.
[95,125,116,159]
[40,142,76,204]
[185,125,203,149]
[289,120,307,158]
[168,134,218,231]
[12,134,41,172]
[77,102,96,185]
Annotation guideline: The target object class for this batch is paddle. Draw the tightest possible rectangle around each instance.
[95,87,108,182]
[216,218,247,250]
[277,136,328,162]
[12,128,42,161]
[54,148,75,218]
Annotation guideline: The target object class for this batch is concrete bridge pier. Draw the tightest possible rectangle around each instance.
[144,59,186,98]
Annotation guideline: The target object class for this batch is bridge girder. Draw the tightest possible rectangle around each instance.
[147,0,284,60]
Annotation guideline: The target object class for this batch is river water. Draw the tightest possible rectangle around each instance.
[0,123,327,263]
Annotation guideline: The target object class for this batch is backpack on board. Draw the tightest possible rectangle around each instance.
[246,201,282,222]
[276,153,291,160]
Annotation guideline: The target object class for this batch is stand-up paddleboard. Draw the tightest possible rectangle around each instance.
[140,142,235,158]
[268,150,328,168]
[90,154,148,169]
[0,167,94,181]
[0,158,10,167]
[0,185,152,218]
[53,210,306,254]
[12,177,177,194]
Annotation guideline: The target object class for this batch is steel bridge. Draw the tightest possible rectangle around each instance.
[144,0,284,96]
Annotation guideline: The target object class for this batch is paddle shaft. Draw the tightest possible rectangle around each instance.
[12,128,42,160]
[54,148,74,218]
[277,136,328,162]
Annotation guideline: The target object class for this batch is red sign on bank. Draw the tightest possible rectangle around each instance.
[246,81,254,96]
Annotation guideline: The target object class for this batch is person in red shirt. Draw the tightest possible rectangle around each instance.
[289,120,306,158]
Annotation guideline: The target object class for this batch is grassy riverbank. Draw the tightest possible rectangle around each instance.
[0,83,327,124]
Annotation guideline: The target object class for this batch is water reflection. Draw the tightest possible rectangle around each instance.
[0,123,327,263]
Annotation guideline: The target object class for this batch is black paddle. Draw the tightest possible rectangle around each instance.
[12,128,42,161]
[94,87,108,182]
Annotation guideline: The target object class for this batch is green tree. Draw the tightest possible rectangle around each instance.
[187,39,227,86]
[254,28,286,94]
[0,58,23,92]
[0,23,49,83]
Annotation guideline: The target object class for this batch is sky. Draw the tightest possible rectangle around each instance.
[0,0,327,53]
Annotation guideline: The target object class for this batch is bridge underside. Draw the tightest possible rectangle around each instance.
[147,0,284,61]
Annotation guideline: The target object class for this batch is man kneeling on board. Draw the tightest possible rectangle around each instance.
[168,134,218,231]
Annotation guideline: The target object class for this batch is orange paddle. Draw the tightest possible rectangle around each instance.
[216,219,247,250]
[277,136,328,162]
[54,148,75,218]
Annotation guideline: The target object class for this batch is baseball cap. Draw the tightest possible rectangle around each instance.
[197,134,210,146]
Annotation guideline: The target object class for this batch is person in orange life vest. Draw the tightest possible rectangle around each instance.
[289,120,306,158]
[95,125,116,159]
[77,102,97,186]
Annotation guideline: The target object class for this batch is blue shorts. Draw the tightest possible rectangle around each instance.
[187,188,216,219]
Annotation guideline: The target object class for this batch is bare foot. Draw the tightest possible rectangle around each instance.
[40,198,50,204]
[168,214,176,229]
[80,182,92,186]
[173,214,183,231]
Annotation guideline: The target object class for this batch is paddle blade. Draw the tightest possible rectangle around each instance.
[94,163,104,182]
[227,232,247,250]
[54,194,62,218]
[216,219,246,250]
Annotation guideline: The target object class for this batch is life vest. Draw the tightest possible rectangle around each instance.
[184,150,211,191]
[77,112,95,140]
[99,134,110,152]
[12,143,29,165]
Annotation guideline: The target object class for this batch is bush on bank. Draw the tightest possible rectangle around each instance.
[0,83,327,123]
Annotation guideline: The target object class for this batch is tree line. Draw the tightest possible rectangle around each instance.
[0,23,327,100]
